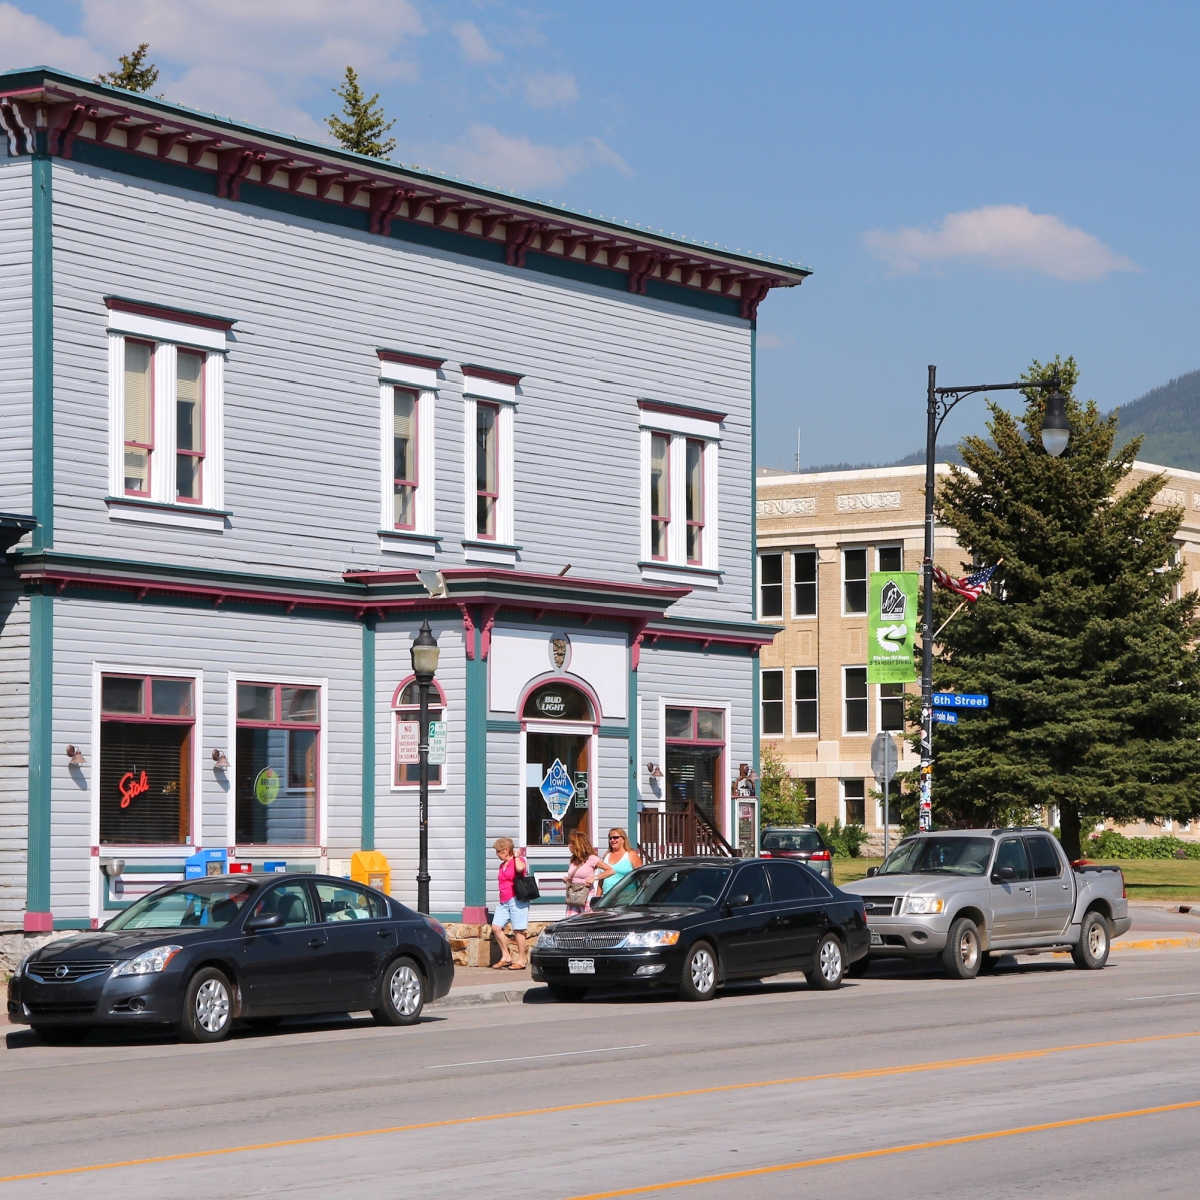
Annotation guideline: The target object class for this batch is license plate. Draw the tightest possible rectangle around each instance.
[568,958,595,975]
[869,931,883,947]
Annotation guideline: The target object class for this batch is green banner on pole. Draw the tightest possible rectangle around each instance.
[867,572,919,684]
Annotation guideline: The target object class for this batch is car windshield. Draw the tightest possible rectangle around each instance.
[594,864,731,909]
[105,880,260,930]
[763,831,823,852]
[878,837,993,876]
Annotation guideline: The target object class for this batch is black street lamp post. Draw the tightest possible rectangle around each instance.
[919,365,1069,831]
[410,618,440,913]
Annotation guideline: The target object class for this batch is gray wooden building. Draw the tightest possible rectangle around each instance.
[0,67,808,934]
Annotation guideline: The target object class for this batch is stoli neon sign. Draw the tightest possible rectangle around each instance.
[119,770,150,809]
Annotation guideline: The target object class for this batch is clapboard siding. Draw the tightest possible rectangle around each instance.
[372,617,466,913]
[0,158,32,516]
[47,596,362,920]
[0,578,30,924]
[50,161,753,623]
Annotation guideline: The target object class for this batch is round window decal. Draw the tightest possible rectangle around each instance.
[523,683,592,722]
[254,766,281,805]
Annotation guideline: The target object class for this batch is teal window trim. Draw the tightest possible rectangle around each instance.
[465,631,487,910]
[27,590,52,915]
[53,918,92,930]
[361,617,376,850]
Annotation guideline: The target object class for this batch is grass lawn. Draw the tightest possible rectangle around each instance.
[833,854,1200,900]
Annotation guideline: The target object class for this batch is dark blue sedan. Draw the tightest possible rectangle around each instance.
[531,856,869,1001]
[7,873,453,1043]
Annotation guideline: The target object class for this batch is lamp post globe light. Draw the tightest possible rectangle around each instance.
[410,618,440,914]
[918,366,1069,831]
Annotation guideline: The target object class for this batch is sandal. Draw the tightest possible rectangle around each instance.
[490,961,513,969]
[503,962,525,970]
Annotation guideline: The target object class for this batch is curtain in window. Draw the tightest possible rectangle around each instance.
[124,342,153,493]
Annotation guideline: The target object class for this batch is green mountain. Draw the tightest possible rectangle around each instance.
[797,368,1200,473]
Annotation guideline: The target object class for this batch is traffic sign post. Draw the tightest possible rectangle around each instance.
[870,733,899,860]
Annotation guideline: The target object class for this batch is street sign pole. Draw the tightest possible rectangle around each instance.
[870,733,899,861]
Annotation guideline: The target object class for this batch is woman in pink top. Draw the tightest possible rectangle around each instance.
[563,830,613,915]
[491,837,531,969]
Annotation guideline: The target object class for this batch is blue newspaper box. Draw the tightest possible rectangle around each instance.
[184,848,227,879]
[263,860,287,874]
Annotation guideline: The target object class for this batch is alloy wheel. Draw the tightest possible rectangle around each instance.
[389,963,422,1016]
[195,978,230,1034]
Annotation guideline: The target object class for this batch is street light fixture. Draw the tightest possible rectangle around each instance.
[410,618,440,914]
[918,365,1069,831]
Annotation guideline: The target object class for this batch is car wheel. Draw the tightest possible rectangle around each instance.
[941,917,982,980]
[678,942,718,1001]
[372,956,426,1026]
[181,967,234,1042]
[1071,910,1111,970]
[30,1025,89,1045]
[547,983,585,1002]
[806,933,846,990]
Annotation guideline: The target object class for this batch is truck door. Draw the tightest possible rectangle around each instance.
[989,838,1037,940]
[1025,835,1073,936]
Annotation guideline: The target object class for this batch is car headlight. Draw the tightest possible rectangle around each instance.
[618,930,681,949]
[12,953,32,980]
[537,930,558,950]
[902,895,945,915]
[112,946,183,976]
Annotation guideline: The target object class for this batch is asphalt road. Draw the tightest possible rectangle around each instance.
[3,948,1199,1199]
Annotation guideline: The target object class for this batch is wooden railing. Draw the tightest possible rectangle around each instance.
[638,804,739,862]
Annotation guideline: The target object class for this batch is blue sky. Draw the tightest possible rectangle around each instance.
[4,1,1196,469]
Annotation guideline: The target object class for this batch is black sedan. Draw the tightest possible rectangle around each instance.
[7,873,454,1043]
[530,856,868,1001]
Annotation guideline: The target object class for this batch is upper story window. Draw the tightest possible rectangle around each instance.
[378,352,442,555]
[759,553,783,618]
[792,549,818,617]
[639,400,722,584]
[462,366,519,564]
[106,298,232,530]
[761,670,784,737]
[843,544,903,614]
[793,667,818,735]
[392,677,447,789]
[877,544,903,573]
[844,666,868,734]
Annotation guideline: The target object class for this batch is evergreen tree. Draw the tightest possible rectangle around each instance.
[326,67,396,158]
[927,355,1200,859]
[96,44,159,93]
[757,744,802,827]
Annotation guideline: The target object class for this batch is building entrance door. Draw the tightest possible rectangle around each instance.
[521,681,596,848]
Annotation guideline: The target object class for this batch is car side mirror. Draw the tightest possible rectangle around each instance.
[244,912,282,933]
[727,893,752,908]
[991,865,1016,883]
[865,867,878,877]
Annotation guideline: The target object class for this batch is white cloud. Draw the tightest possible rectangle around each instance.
[168,64,329,144]
[451,20,500,64]
[0,3,107,75]
[862,204,1138,282]
[522,70,578,109]
[424,123,632,192]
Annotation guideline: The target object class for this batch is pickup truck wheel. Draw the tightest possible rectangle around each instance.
[941,917,982,980]
[1071,910,1111,970]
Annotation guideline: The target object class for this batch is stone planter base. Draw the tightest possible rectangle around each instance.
[444,922,548,967]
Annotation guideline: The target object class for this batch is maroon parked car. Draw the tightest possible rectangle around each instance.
[760,826,833,882]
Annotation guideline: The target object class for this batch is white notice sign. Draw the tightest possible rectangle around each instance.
[428,721,447,765]
[396,720,419,765]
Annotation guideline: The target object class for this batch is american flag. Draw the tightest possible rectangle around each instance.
[931,563,997,602]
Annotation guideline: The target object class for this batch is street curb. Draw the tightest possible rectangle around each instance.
[430,985,539,1009]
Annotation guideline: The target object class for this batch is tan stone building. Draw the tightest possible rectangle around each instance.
[755,461,1200,840]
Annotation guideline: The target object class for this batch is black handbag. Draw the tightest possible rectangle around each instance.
[513,868,540,902]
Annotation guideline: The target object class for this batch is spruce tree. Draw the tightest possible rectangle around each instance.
[96,44,159,93]
[758,744,801,827]
[927,355,1200,859]
[326,67,397,158]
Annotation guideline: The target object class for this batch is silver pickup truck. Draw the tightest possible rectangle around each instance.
[842,827,1131,979]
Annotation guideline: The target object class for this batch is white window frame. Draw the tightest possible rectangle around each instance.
[842,546,868,615]
[379,356,438,556]
[878,682,906,733]
[843,665,868,736]
[791,548,818,619]
[639,404,721,585]
[106,305,228,531]
[760,669,784,738]
[462,370,517,564]
[876,543,904,573]
[840,778,867,827]
[758,552,784,619]
[225,672,329,856]
[792,667,818,737]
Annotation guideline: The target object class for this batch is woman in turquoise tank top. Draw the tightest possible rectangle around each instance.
[600,827,643,896]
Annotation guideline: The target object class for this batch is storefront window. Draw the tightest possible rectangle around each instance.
[523,683,594,847]
[235,681,320,845]
[665,706,726,834]
[99,673,194,845]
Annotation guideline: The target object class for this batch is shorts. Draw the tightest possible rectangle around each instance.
[492,898,529,931]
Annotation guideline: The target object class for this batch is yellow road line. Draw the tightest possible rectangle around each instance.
[1,1031,1197,1184]
[565,1098,1200,1199]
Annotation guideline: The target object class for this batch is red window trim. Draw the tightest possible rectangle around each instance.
[476,400,500,541]
[377,349,445,371]
[462,364,523,388]
[650,431,671,561]
[685,437,705,565]
[392,386,419,531]
[105,295,235,332]
[100,672,195,724]
[236,682,321,729]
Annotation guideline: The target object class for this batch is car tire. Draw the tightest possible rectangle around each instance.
[846,954,871,978]
[678,942,718,1001]
[181,967,234,1042]
[547,983,585,1002]
[372,956,426,1026]
[1071,910,1111,970]
[941,917,982,980]
[805,933,846,990]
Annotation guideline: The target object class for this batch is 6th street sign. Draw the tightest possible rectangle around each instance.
[932,692,989,709]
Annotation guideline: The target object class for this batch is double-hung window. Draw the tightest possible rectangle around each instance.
[841,779,866,826]
[106,298,231,529]
[462,366,519,563]
[793,667,818,735]
[379,351,441,554]
[639,400,721,582]
[844,666,868,734]
[758,553,783,618]
[761,669,784,736]
[842,548,868,614]
[793,549,818,617]
[880,682,906,731]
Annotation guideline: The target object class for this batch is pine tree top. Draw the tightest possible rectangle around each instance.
[326,66,397,159]
[96,44,159,94]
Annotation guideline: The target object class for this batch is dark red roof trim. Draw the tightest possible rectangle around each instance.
[104,296,235,332]
[638,399,727,425]
[461,365,524,388]
[377,350,445,371]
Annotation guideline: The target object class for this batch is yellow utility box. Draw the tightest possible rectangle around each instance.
[350,850,391,894]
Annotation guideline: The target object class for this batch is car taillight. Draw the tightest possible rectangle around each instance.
[809,850,831,861]
[760,850,773,858]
